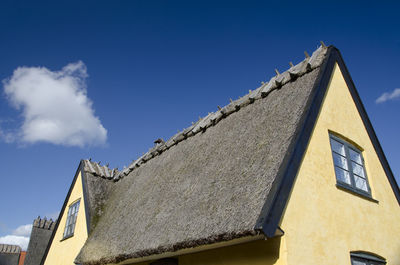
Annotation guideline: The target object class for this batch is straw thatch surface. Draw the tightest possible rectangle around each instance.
[83,170,116,233]
[76,52,324,264]
[37,161,115,265]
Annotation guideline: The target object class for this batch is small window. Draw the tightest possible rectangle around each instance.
[63,199,80,239]
[351,252,386,264]
[329,134,371,196]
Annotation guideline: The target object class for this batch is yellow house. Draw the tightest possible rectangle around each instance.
[41,160,116,265]
[45,44,400,265]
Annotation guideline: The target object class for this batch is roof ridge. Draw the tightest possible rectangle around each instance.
[113,44,328,181]
[82,159,118,180]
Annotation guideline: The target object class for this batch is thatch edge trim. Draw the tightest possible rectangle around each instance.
[83,160,118,180]
[114,45,329,182]
[79,230,260,265]
[254,46,335,237]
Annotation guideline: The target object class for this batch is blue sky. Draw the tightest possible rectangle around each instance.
[0,0,399,249]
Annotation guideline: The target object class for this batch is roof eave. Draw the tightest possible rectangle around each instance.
[78,234,264,265]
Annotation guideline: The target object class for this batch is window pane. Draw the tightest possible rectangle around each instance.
[349,148,362,164]
[352,162,365,178]
[63,200,80,238]
[354,176,368,192]
[352,260,367,265]
[331,139,345,156]
[333,153,348,169]
[335,167,351,185]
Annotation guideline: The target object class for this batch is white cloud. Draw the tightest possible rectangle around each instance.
[12,224,32,237]
[2,61,107,147]
[376,88,400,104]
[0,128,15,143]
[0,235,30,250]
[0,223,33,250]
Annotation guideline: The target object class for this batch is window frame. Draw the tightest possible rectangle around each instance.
[62,199,81,240]
[329,134,372,198]
[350,252,386,265]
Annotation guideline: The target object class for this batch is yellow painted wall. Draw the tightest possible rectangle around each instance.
[280,63,400,264]
[178,237,286,265]
[129,237,286,265]
[44,171,88,265]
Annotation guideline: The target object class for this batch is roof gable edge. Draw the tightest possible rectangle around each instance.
[256,46,400,238]
[81,166,92,235]
[40,160,86,265]
[333,49,400,205]
[255,46,337,237]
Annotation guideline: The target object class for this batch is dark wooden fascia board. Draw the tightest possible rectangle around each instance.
[40,160,86,265]
[256,46,400,238]
[81,168,92,235]
[333,48,400,206]
[254,46,336,237]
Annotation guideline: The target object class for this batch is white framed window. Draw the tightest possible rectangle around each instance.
[351,251,386,265]
[63,199,80,239]
[329,134,371,196]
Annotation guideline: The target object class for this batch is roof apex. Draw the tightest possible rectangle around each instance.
[82,159,118,180]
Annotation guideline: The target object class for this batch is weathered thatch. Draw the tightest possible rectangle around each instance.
[0,244,21,265]
[82,161,116,232]
[76,46,328,264]
[39,160,116,265]
[24,217,55,265]
[83,160,118,180]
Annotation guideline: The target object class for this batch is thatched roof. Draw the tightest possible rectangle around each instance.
[39,160,116,265]
[75,44,330,265]
[24,217,55,265]
[82,160,116,232]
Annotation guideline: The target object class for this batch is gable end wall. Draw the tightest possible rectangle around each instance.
[43,165,89,265]
[279,62,400,264]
